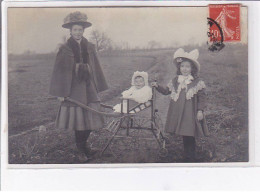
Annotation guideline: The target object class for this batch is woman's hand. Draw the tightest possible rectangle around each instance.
[151,82,158,88]
[197,110,204,121]
[58,97,65,102]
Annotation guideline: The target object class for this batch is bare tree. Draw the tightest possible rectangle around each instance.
[90,30,112,51]
[121,41,130,50]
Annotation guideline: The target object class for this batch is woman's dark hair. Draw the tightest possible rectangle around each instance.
[175,58,198,78]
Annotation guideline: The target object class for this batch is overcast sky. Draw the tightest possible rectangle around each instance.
[8,7,247,54]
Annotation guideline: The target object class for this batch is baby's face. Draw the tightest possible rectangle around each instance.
[134,76,145,89]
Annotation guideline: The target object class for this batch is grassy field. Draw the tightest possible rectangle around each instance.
[8,44,248,164]
[8,54,155,136]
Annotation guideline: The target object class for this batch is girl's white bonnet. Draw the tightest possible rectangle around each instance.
[173,48,201,71]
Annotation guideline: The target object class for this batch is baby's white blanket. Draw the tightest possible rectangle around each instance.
[113,86,152,113]
[122,86,152,103]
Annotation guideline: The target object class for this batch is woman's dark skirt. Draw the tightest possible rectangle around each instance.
[55,102,104,131]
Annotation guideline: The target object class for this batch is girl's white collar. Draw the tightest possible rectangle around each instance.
[177,74,194,84]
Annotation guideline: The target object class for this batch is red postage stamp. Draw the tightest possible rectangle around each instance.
[209,4,241,42]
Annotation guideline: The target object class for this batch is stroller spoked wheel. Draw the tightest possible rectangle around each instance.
[158,139,168,158]
[159,147,168,158]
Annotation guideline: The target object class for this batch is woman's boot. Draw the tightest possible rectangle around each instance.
[75,130,89,162]
[83,130,98,156]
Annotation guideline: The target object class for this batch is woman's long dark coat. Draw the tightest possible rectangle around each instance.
[49,37,108,131]
[49,37,108,99]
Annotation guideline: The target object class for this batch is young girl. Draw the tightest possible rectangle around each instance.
[152,48,209,162]
[113,71,152,113]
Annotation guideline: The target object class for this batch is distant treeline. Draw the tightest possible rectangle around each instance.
[8,43,247,60]
[8,53,57,61]
[9,47,177,60]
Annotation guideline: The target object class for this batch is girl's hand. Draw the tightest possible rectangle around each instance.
[151,82,158,88]
[58,97,65,102]
[197,110,204,121]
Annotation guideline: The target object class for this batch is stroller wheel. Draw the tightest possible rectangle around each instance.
[159,147,168,158]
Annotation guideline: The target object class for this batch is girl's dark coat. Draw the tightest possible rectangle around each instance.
[156,76,209,137]
[49,37,108,99]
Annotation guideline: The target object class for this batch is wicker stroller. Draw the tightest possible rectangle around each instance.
[100,86,168,157]
[66,86,168,158]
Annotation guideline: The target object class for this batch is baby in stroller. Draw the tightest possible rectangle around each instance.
[113,71,152,113]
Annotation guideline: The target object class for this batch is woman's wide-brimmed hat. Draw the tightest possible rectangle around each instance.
[62,11,92,29]
[173,48,201,71]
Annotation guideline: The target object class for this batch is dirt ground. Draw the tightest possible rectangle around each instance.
[8,45,248,164]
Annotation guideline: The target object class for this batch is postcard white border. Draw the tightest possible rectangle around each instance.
[1,0,260,190]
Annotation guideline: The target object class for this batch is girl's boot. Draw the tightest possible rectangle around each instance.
[183,136,196,163]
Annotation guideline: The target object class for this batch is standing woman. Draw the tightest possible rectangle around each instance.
[49,11,108,162]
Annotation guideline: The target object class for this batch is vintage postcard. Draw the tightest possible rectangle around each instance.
[3,3,248,166]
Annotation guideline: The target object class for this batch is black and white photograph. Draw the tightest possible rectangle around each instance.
[5,5,248,165]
